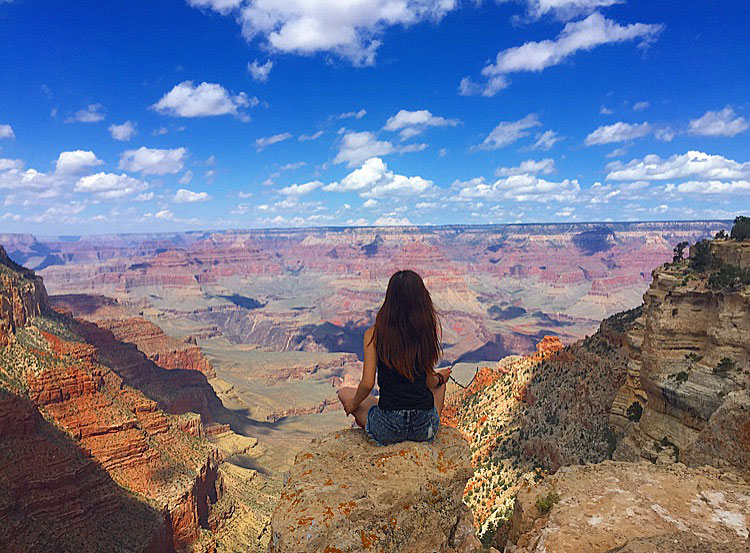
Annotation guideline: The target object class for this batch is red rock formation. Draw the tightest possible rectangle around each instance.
[0,246,47,346]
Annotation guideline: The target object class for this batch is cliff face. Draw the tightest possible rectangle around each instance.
[268,427,480,553]
[0,253,235,552]
[612,240,750,480]
[0,245,47,347]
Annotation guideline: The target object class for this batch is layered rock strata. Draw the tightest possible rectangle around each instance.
[0,245,47,347]
[612,242,750,480]
[268,427,481,553]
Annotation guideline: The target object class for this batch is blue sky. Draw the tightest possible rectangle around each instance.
[1,0,749,233]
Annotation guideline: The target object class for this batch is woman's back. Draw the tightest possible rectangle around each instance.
[376,358,434,411]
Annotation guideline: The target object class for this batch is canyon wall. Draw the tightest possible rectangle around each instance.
[612,240,750,480]
[0,246,47,347]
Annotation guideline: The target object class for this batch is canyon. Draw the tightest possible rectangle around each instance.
[2,220,745,553]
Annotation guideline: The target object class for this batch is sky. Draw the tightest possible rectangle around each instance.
[1,0,749,234]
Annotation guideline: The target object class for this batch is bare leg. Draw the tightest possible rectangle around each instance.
[337,387,379,429]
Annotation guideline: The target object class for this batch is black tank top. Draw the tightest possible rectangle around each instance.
[377,358,434,411]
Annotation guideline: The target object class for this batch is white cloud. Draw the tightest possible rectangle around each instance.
[458,77,483,96]
[109,121,137,141]
[174,188,211,202]
[479,114,541,150]
[478,14,663,96]
[155,209,174,220]
[280,161,306,171]
[118,147,187,175]
[324,157,433,199]
[585,121,651,145]
[363,198,378,208]
[688,106,749,137]
[508,0,624,21]
[529,130,563,151]
[191,0,458,66]
[374,215,413,226]
[458,173,580,203]
[279,180,323,196]
[340,109,367,120]
[606,151,750,181]
[299,130,324,141]
[632,101,649,112]
[675,180,750,195]
[0,124,14,139]
[54,150,104,175]
[134,192,155,202]
[654,127,675,142]
[495,158,555,177]
[65,103,106,123]
[248,59,273,82]
[255,132,293,151]
[599,106,614,115]
[334,131,395,167]
[75,172,148,199]
[179,170,194,185]
[383,109,459,140]
[0,158,23,172]
[606,147,627,158]
[152,81,252,119]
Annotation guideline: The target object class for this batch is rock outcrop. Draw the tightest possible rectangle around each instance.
[268,427,481,553]
[504,461,750,553]
[0,245,47,347]
[612,240,750,480]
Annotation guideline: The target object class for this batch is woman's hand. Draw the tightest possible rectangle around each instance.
[341,395,358,415]
[436,367,451,386]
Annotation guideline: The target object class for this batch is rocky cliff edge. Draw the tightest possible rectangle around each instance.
[268,426,481,553]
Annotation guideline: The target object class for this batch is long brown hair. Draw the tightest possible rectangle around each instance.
[371,270,442,381]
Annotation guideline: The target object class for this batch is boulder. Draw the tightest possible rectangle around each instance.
[268,427,480,553]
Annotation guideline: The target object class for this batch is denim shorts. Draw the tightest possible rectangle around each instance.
[365,404,440,446]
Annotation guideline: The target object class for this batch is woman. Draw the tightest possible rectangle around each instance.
[337,270,451,445]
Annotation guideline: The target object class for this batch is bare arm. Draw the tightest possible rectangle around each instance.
[348,327,377,413]
[427,366,452,389]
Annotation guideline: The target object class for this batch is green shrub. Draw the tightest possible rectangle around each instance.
[669,371,688,384]
[714,357,735,376]
[730,216,750,241]
[708,264,750,290]
[689,240,715,272]
[535,491,560,514]
[715,229,729,240]
[672,241,689,263]
[626,401,643,422]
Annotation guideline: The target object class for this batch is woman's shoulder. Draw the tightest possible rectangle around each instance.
[364,325,375,341]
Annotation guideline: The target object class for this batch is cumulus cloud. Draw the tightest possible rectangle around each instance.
[495,158,555,177]
[55,150,104,175]
[457,173,580,203]
[189,0,458,66]
[324,157,432,198]
[632,101,649,112]
[506,0,624,21]
[478,114,541,150]
[688,106,749,137]
[674,180,750,195]
[279,180,324,196]
[599,106,614,115]
[75,172,148,199]
[179,170,194,185]
[529,130,563,151]
[340,109,367,120]
[255,132,293,151]
[606,151,750,181]
[174,188,211,202]
[65,103,106,123]
[118,147,187,175]
[0,160,61,194]
[374,215,413,226]
[152,81,252,119]
[248,59,273,82]
[109,121,137,141]
[334,131,395,167]
[0,124,14,139]
[471,14,663,96]
[155,209,174,220]
[383,109,459,140]
[584,121,651,145]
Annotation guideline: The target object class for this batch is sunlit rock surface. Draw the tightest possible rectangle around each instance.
[268,427,481,553]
